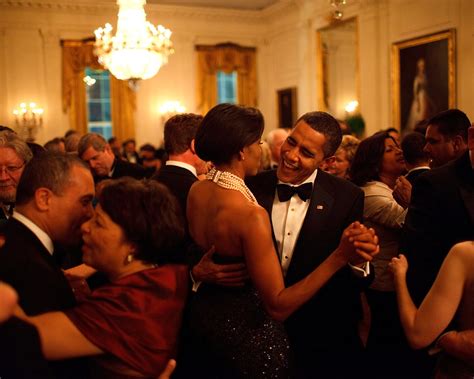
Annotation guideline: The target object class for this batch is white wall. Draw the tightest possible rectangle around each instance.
[0,0,472,145]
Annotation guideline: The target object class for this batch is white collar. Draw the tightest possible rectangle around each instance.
[277,168,318,186]
[407,166,430,174]
[166,160,197,177]
[12,211,54,255]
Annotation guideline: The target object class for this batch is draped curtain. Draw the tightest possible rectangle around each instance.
[195,43,257,115]
[61,39,136,140]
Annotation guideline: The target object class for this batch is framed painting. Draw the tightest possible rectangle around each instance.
[391,29,455,134]
[277,87,297,129]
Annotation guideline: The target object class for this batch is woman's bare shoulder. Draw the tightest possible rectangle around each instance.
[449,241,474,262]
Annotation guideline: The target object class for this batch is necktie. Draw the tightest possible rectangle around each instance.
[277,182,313,202]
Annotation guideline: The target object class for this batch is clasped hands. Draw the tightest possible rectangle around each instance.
[337,221,379,266]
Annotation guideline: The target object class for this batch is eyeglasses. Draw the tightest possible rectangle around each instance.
[0,163,25,176]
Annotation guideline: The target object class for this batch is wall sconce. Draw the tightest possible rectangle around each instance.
[344,100,359,114]
[159,101,186,123]
[13,102,44,142]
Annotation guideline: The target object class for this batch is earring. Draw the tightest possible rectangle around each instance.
[126,254,134,263]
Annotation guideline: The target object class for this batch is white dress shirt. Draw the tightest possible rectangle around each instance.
[12,211,54,255]
[272,170,318,276]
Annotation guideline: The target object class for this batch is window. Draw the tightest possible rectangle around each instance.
[84,68,112,139]
[217,71,237,104]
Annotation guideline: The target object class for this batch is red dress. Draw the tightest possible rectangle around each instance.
[64,265,188,378]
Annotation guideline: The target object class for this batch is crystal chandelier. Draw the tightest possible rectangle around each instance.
[94,0,174,81]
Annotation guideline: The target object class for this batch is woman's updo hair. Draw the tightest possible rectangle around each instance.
[98,178,184,265]
[195,103,264,165]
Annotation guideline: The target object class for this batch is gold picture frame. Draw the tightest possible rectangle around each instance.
[391,29,456,133]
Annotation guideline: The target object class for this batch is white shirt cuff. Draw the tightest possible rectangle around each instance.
[348,261,370,277]
[190,270,202,292]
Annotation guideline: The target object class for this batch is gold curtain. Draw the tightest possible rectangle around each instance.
[61,40,136,138]
[195,43,257,115]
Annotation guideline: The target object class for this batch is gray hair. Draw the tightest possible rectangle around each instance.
[266,128,289,148]
[0,131,33,163]
[78,133,107,157]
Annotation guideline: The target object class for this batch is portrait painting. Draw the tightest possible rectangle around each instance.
[277,87,297,129]
[391,29,455,134]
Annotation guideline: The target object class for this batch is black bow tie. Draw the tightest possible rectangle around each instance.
[277,183,313,202]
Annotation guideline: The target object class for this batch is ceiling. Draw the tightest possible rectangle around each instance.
[148,0,279,11]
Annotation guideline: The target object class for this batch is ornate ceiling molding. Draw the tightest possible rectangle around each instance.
[1,0,266,23]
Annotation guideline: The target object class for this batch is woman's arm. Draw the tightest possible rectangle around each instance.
[390,243,469,349]
[14,311,103,360]
[242,207,377,321]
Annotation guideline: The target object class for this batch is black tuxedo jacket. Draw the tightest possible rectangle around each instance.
[0,219,76,316]
[247,170,371,374]
[405,167,430,185]
[152,164,198,266]
[401,151,474,304]
[152,164,197,219]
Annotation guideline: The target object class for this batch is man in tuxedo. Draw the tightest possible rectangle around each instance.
[152,113,206,219]
[392,132,431,209]
[0,130,32,220]
[401,131,430,184]
[0,153,95,315]
[423,108,469,168]
[78,133,150,183]
[245,111,375,377]
[401,112,473,306]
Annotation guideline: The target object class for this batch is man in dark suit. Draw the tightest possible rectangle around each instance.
[0,153,95,378]
[401,129,473,306]
[152,113,206,218]
[401,131,430,184]
[0,153,94,314]
[401,110,472,305]
[423,109,469,168]
[246,112,376,377]
[78,133,150,183]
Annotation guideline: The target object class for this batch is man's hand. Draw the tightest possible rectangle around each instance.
[336,222,379,265]
[393,176,412,209]
[191,246,248,287]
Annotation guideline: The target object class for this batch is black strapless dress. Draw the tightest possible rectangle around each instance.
[188,254,291,378]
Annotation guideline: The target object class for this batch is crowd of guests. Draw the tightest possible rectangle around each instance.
[0,105,472,379]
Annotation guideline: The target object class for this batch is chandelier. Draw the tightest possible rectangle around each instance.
[94,0,174,81]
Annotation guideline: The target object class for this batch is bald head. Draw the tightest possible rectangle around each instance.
[266,128,289,164]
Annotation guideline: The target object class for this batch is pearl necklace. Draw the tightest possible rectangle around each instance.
[206,167,257,204]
